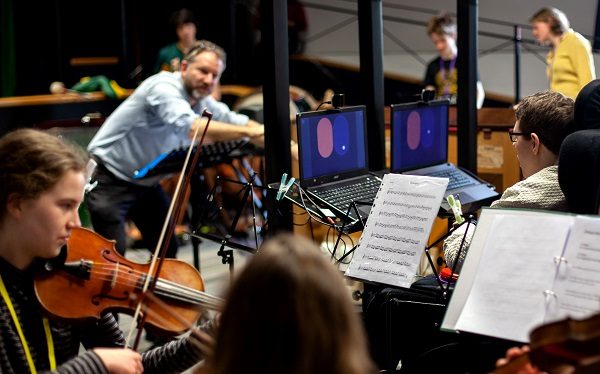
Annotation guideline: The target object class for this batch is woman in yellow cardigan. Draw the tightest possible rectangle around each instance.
[530,7,596,99]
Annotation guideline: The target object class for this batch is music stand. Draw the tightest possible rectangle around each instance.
[331,204,476,301]
[188,169,266,277]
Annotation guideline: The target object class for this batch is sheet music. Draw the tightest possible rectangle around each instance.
[453,212,570,342]
[345,173,448,288]
[548,215,600,322]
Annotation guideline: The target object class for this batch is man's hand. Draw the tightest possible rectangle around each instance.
[245,123,264,147]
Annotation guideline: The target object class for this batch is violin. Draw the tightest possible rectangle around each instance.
[34,227,222,336]
[495,313,600,373]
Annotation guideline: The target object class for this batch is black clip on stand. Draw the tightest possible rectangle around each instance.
[189,171,265,279]
[330,199,370,263]
[420,213,476,301]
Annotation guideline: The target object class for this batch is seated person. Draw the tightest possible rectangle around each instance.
[494,80,600,374]
[0,129,210,373]
[444,90,574,270]
[155,8,198,73]
[201,233,377,374]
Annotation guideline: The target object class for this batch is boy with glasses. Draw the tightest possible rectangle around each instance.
[445,90,574,270]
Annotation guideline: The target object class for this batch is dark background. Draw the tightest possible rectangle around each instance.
[10,0,253,95]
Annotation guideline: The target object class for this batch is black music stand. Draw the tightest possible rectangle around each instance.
[131,139,263,272]
[188,166,267,277]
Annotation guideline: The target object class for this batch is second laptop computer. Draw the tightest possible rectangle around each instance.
[390,99,498,212]
[296,105,381,222]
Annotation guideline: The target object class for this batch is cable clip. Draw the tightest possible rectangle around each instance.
[276,173,295,201]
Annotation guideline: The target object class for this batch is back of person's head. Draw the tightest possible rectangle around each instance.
[427,12,456,36]
[0,129,87,224]
[209,233,376,374]
[559,80,600,214]
[515,90,574,155]
[574,79,600,131]
[170,8,197,29]
[529,7,570,35]
[183,39,227,67]
[559,130,600,214]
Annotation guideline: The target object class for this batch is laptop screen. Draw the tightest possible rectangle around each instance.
[296,106,368,184]
[390,100,449,172]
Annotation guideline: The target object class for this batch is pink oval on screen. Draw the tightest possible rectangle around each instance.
[406,111,421,150]
[317,118,334,157]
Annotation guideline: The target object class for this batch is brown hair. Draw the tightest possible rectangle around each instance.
[515,90,574,154]
[183,39,227,67]
[529,7,570,36]
[208,233,376,374]
[427,13,456,36]
[0,129,87,223]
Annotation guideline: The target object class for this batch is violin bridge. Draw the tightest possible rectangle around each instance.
[111,262,119,288]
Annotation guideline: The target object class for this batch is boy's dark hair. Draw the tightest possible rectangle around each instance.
[170,8,197,28]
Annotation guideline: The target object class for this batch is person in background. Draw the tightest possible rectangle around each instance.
[202,233,377,374]
[530,7,596,99]
[0,129,209,374]
[87,40,264,258]
[444,90,574,271]
[423,12,485,109]
[155,8,198,73]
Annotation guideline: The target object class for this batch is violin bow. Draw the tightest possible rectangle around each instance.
[126,109,213,349]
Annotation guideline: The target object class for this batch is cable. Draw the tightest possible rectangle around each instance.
[315,101,332,111]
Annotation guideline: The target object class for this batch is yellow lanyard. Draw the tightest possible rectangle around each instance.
[0,274,56,373]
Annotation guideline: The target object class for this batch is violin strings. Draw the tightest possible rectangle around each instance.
[91,266,223,308]
[88,267,222,310]
[76,263,223,310]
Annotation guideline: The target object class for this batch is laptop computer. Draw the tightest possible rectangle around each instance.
[390,100,498,212]
[296,105,381,223]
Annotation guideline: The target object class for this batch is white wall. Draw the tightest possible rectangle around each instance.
[303,0,599,101]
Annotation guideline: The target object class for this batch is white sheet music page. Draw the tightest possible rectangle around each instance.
[453,209,571,342]
[345,173,447,288]
[547,215,600,323]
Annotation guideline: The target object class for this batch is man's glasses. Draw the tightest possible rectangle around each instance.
[508,129,531,143]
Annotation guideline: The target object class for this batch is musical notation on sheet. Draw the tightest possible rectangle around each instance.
[345,173,448,288]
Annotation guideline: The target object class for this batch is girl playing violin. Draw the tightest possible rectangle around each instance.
[0,129,209,374]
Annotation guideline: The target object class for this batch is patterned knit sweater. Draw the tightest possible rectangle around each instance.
[0,257,205,374]
[444,165,569,269]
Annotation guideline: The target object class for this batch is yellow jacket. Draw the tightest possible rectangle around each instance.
[547,29,596,99]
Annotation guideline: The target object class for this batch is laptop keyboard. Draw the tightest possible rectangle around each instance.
[429,169,477,190]
[312,177,381,214]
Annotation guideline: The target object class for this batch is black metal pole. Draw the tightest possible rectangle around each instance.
[358,0,385,172]
[456,0,478,173]
[261,0,292,231]
[514,25,522,104]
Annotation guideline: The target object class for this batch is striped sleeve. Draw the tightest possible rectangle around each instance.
[52,351,108,374]
[142,335,205,374]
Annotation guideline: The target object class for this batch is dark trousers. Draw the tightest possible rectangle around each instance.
[86,163,178,257]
